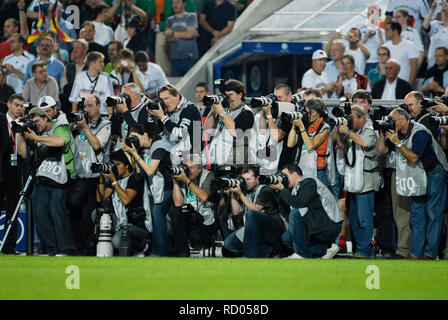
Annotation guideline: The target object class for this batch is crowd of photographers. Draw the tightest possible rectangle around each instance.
[2,74,448,260]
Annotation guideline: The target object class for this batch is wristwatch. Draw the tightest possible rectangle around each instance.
[396,142,403,148]
[343,130,350,139]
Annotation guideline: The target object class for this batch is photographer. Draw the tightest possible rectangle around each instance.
[69,51,114,117]
[223,167,285,258]
[37,96,68,126]
[204,79,254,171]
[338,105,379,259]
[378,108,448,259]
[271,164,343,259]
[113,82,158,150]
[287,98,331,187]
[122,124,173,257]
[96,149,151,257]
[148,84,203,162]
[17,107,76,256]
[170,154,217,257]
[0,94,24,254]
[69,95,111,256]
[404,91,440,141]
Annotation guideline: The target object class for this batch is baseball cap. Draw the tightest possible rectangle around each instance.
[28,107,48,118]
[37,96,57,109]
[312,49,328,60]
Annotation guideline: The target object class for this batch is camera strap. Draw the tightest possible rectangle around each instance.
[86,71,100,94]
[6,119,16,154]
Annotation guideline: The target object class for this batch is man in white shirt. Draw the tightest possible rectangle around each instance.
[372,59,413,100]
[134,51,169,95]
[422,1,448,70]
[394,8,424,68]
[92,5,114,47]
[2,33,34,94]
[345,28,370,75]
[301,49,337,98]
[383,21,419,87]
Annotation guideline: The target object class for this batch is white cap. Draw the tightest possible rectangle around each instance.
[37,96,57,109]
[312,49,328,60]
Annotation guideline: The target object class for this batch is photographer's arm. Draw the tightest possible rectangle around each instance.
[276,179,317,208]
[96,174,113,202]
[78,118,102,151]
[239,192,263,212]
[172,179,185,207]
[376,132,389,156]
[287,123,299,148]
[26,132,65,147]
[17,133,28,159]
[301,126,329,151]
[230,193,243,216]
[262,105,287,142]
[173,170,210,203]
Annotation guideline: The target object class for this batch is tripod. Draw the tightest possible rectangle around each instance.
[0,174,34,254]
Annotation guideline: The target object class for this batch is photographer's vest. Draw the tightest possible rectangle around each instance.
[72,119,111,179]
[206,104,255,166]
[290,175,343,223]
[344,123,379,193]
[143,137,173,204]
[249,113,283,174]
[234,184,266,242]
[116,103,145,150]
[112,174,153,233]
[395,122,448,196]
[383,150,396,169]
[182,169,215,226]
[36,121,72,185]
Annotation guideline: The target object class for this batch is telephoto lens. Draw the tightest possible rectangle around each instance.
[258,173,287,185]
[431,116,448,126]
[10,118,38,134]
[90,162,116,174]
[250,93,276,108]
[66,110,87,124]
[216,178,242,190]
[106,93,131,107]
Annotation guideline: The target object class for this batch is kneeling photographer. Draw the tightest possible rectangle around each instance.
[223,166,286,258]
[68,95,111,256]
[16,107,77,256]
[272,164,343,259]
[170,154,217,257]
[287,98,332,187]
[96,149,151,256]
[122,124,173,257]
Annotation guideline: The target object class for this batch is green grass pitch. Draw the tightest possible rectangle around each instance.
[1,256,448,300]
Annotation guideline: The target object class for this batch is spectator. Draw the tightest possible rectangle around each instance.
[422,1,448,71]
[394,8,424,68]
[110,48,144,93]
[47,30,69,65]
[23,61,59,106]
[92,4,114,47]
[2,33,34,94]
[335,54,369,99]
[152,0,197,76]
[69,51,114,116]
[198,0,236,57]
[385,0,430,33]
[79,21,107,58]
[344,28,371,75]
[301,49,337,98]
[229,0,252,14]
[165,0,200,77]
[104,40,123,74]
[134,51,169,96]
[422,46,448,98]
[23,37,65,88]
[367,46,390,88]
[404,91,440,140]
[123,17,147,53]
[324,39,345,84]
[383,21,419,86]
[371,59,412,100]
[107,0,149,43]
[195,82,210,122]
[0,2,28,61]
[0,69,15,104]
[338,105,380,259]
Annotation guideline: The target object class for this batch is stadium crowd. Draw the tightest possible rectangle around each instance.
[1,0,448,260]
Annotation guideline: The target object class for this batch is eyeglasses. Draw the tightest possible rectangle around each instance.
[378,53,389,56]
[385,66,394,70]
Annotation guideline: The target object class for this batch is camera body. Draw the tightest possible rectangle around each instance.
[328,104,353,129]
[147,97,165,111]
[167,164,189,176]
[66,110,88,124]
[91,162,116,174]
[372,118,395,134]
[106,93,131,108]
[258,173,288,186]
[11,117,38,134]
[280,111,310,127]
[202,94,230,109]
[124,135,141,150]
[250,93,277,108]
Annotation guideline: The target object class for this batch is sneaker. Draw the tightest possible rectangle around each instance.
[284,253,305,259]
[133,243,149,257]
[321,243,340,259]
[55,254,68,257]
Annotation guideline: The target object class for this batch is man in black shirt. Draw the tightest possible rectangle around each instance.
[404,91,440,140]
[198,0,237,56]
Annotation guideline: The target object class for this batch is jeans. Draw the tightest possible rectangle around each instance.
[242,210,284,258]
[410,165,447,258]
[317,168,329,189]
[171,57,198,77]
[281,209,342,258]
[31,183,75,256]
[111,224,150,254]
[349,191,375,257]
[331,169,343,200]
[149,190,173,256]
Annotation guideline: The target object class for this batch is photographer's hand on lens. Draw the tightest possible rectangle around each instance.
[292,119,305,131]
[76,114,88,129]
[121,138,138,156]
[212,101,225,117]
[261,103,272,116]
[102,170,116,183]
[338,124,349,135]
[429,101,448,115]
[270,182,284,191]
[23,127,38,141]
[116,102,128,114]
[148,102,165,119]
[172,168,189,184]
[229,185,242,195]
[385,130,400,145]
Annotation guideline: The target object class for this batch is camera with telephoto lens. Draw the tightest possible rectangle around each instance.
[11,117,38,134]
[147,97,165,110]
[431,116,448,126]
[106,93,131,108]
[91,162,116,174]
[76,97,86,109]
[22,102,34,116]
[258,173,288,186]
[66,110,88,124]
[250,93,277,108]
[202,94,230,109]
[167,164,189,176]
[291,92,305,110]
[371,105,396,121]
[372,118,395,134]
[124,135,141,150]
[328,105,353,129]
[216,177,245,191]
[280,111,309,127]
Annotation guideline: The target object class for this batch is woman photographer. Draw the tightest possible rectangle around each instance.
[287,98,331,187]
[122,124,173,256]
[96,149,151,256]
[336,54,368,99]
